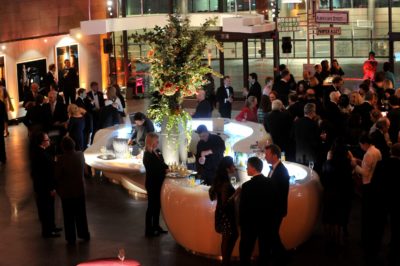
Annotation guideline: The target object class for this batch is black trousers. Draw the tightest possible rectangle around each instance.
[64,88,76,105]
[219,104,232,119]
[145,185,162,233]
[61,196,90,243]
[0,135,5,163]
[35,193,56,236]
[271,216,287,264]
[240,228,273,266]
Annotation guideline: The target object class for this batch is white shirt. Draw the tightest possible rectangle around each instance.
[92,92,100,110]
[105,97,124,113]
[355,145,382,184]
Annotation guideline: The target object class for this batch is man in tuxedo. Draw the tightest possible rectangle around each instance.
[247,73,262,107]
[274,70,292,106]
[265,144,290,265]
[43,64,57,96]
[59,59,79,105]
[216,76,234,118]
[239,156,277,266]
[324,91,344,138]
[86,82,105,136]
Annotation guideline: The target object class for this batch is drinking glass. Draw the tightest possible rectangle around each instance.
[230,176,237,187]
[118,248,125,262]
[308,161,314,176]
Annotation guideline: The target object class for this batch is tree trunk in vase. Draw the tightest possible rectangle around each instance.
[160,118,188,165]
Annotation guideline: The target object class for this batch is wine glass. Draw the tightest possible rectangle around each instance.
[230,176,237,187]
[118,248,125,262]
[308,161,314,176]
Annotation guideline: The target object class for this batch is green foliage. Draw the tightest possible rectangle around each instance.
[129,14,222,143]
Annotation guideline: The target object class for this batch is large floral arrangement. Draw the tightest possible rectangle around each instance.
[130,14,222,139]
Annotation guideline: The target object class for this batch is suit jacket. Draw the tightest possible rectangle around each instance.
[55,151,85,198]
[324,100,344,136]
[264,110,293,153]
[143,149,168,191]
[239,174,277,231]
[323,85,339,106]
[87,91,105,111]
[248,81,262,107]
[216,86,234,105]
[387,107,400,144]
[30,146,55,195]
[270,162,290,218]
[59,67,79,92]
[216,86,234,118]
[192,99,212,118]
[42,101,68,130]
[274,80,291,106]
[293,116,320,164]
[353,102,374,132]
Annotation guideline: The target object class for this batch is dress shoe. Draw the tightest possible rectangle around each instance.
[42,232,61,238]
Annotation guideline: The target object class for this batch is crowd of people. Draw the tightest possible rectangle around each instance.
[190,57,400,265]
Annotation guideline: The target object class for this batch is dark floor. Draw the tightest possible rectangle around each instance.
[0,99,394,266]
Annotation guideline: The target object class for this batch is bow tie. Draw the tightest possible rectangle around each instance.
[93,93,97,96]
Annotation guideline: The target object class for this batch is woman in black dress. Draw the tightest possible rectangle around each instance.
[321,139,354,243]
[143,132,169,237]
[67,104,85,151]
[209,156,238,266]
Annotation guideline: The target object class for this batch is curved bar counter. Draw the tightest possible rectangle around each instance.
[84,119,322,257]
[161,162,322,257]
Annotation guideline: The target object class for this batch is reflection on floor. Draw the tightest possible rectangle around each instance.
[0,98,379,266]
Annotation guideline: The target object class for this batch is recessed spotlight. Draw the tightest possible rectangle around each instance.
[1,45,5,50]
[76,33,82,39]
[44,39,48,43]
[108,7,112,11]
[107,0,113,6]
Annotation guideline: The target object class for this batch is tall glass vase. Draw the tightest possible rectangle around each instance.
[160,118,188,165]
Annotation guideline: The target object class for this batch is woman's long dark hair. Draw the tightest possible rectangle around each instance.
[209,156,234,201]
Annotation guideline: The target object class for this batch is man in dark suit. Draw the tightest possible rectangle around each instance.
[247,73,262,107]
[59,59,79,105]
[370,118,391,159]
[274,70,292,106]
[23,82,40,110]
[293,103,321,165]
[274,64,297,92]
[324,91,344,138]
[323,76,343,106]
[387,96,400,144]
[239,156,277,266]
[196,125,225,185]
[192,89,212,118]
[353,91,377,133]
[216,76,234,118]
[86,81,105,137]
[265,144,290,265]
[264,100,294,160]
[43,64,57,96]
[42,90,68,133]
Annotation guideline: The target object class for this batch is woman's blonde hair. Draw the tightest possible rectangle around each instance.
[106,86,117,101]
[67,103,80,117]
[246,96,257,108]
[349,91,363,106]
[145,132,159,152]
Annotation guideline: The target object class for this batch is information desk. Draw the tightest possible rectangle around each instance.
[161,161,322,257]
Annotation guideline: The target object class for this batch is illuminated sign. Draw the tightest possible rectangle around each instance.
[315,11,349,24]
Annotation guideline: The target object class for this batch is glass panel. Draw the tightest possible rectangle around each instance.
[353,40,372,57]
[394,42,400,88]
[373,40,389,57]
[334,40,352,57]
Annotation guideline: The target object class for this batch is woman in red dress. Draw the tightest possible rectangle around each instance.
[235,96,258,122]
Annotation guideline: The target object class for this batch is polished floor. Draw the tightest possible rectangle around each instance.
[0,98,391,266]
